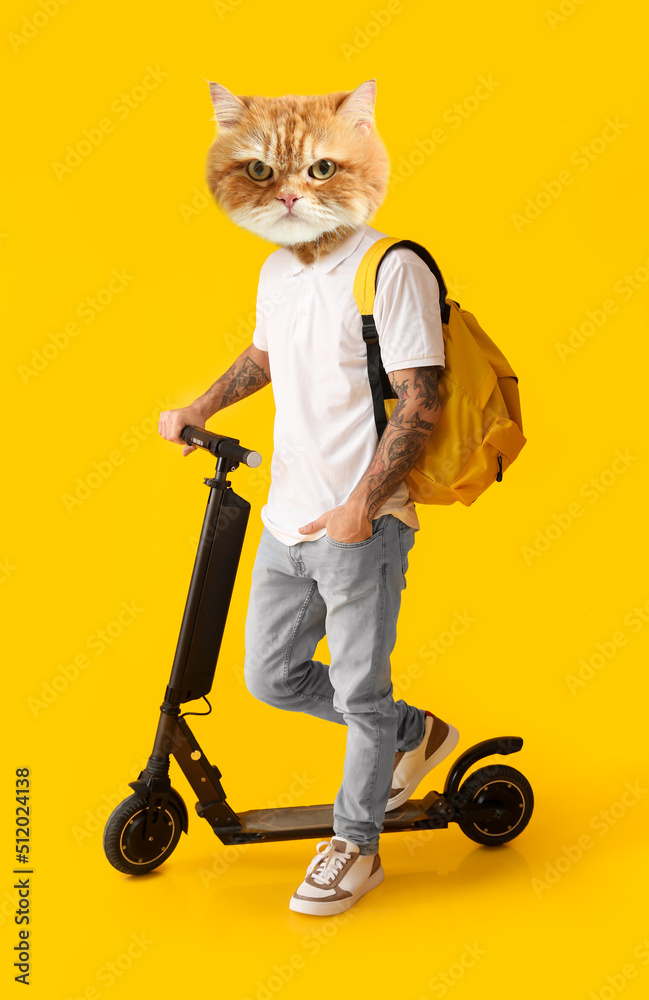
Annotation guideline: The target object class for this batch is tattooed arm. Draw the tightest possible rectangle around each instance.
[298,365,442,541]
[346,365,442,521]
[158,342,271,456]
[195,342,271,416]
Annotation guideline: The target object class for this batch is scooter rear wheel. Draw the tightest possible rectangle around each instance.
[456,764,533,846]
[103,793,182,875]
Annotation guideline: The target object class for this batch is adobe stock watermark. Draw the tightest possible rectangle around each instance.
[188,498,250,553]
[243,436,306,497]
[198,771,317,888]
[52,66,169,181]
[402,827,437,857]
[241,911,356,1000]
[394,610,477,693]
[511,117,628,233]
[1,558,17,584]
[27,601,145,717]
[217,259,455,356]
[546,0,589,31]
[520,449,638,565]
[220,278,294,353]
[412,406,506,500]
[388,75,502,192]
[7,0,72,52]
[415,943,488,999]
[530,780,647,897]
[564,596,649,695]
[66,932,154,997]
[554,252,649,362]
[70,753,149,846]
[18,269,135,384]
[212,0,244,19]
[444,277,468,301]
[178,184,212,224]
[232,608,475,688]
[188,439,306,557]
[587,936,649,1000]
[340,0,413,62]
[61,397,171,513]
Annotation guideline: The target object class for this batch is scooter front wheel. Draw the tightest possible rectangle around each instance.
[456,764,533,846]
[103,793,183,875]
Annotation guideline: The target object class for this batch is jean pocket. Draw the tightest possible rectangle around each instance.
[324,516,385,549]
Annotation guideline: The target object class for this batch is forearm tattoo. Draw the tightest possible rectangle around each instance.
[206,354,271,411]
[349,366,442,521]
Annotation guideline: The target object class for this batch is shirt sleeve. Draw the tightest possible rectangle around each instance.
[372,247,445,373]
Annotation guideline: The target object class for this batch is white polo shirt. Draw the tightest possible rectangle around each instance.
[252,222,445,546]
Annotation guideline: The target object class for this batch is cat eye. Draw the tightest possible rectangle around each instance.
[246,160,273,181]
[308,159,337,180]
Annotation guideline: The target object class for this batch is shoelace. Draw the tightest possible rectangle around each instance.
[307,840,332,875]
[309,841,352,886]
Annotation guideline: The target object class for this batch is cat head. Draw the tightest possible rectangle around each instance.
[204,80,390,253]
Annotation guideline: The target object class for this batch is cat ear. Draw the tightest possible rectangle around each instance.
[336,79,377,134]
[206,81,246,129]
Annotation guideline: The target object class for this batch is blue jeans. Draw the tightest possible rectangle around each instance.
[243,513,426,854]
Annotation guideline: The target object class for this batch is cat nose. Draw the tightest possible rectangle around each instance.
[278,194,300,210]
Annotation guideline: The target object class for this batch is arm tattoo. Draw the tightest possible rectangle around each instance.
[205,355,271,412]
[347,366,442,522]
[413,367,441,410]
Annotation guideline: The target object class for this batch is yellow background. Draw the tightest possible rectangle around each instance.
[2,0,648,997]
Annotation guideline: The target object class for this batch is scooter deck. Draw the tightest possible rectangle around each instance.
[212,798,439,843]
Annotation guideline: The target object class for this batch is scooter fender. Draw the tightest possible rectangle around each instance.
[128,779,189,835]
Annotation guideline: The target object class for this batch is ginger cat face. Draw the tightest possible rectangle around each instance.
[205,80,390,262]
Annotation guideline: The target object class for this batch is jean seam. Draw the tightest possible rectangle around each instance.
[281,580,332,706]
[334,529,387,850]
[398,726,425,753]
[365,530,386,834]
[397,521,406,585]
[398,520,415,586]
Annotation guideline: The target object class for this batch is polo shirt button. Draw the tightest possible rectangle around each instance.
[306,266,314,272]
[300,310,306,317]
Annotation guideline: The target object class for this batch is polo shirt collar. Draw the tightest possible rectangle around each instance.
[287,224,367,275]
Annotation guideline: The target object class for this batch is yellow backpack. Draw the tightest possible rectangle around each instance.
[353,237,527,505]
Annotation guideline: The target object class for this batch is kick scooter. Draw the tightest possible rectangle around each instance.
[103,425,534,875]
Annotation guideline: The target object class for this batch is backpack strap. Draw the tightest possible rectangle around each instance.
[353,238,450,440]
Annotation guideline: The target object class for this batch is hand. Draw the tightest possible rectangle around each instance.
[158,403,208,457]
[299,501,372,543]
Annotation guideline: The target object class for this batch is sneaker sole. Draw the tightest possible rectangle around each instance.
[288,866,384,916]
[385,724,460,812]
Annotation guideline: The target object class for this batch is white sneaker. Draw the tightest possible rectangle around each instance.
[289,837,384,915]
[386,712,460,811]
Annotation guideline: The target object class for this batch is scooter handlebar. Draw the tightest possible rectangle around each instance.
[180,425,262,468]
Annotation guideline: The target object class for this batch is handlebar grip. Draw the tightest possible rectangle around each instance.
[180,425,262,468]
